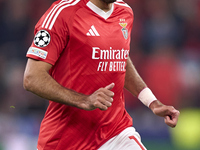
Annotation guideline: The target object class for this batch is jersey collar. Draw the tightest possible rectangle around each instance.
[86,1,114,20]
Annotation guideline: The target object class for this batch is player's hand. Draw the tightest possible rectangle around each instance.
[81,83,115,111]
[149,100,180,128]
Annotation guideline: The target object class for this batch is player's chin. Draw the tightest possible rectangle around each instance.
[101,0,116,4]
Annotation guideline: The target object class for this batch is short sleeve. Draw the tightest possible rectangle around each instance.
[27,3,69,65]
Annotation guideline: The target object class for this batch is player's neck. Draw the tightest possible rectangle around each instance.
[90,0,113,12]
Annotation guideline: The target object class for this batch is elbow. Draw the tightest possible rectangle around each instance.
[23,73,33,91]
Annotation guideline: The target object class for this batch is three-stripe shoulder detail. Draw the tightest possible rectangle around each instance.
[42,0,81,30]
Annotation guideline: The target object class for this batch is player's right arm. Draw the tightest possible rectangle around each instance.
[23,58,114,111]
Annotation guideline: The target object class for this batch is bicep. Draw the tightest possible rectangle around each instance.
[25,58,52,76]
[23,58,53,91]
[125,57,147,96]
[126,56,132,68]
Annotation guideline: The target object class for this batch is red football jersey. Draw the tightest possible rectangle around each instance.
[27,0,134,149]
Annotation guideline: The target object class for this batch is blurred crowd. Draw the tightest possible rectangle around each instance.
[0,0,200,150]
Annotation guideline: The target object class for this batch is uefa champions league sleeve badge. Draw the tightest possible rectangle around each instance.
[34,30,51,47]
[119,23,128,40]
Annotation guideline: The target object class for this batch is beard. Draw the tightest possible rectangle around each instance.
[101,0,116,4]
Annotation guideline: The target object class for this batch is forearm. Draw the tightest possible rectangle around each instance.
[124,57,157,107]
[124,57,147,97]
[24,71,86,107]
[24,59,115,111]
[23,60,86,108]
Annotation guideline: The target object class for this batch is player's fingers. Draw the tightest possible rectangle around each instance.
[94,93,113,108]
[101,96,113,104]
[102,92,114,103]
[164,116,175,127]
[98,88,114,98]
[164,115,177,128]
[168,106,180,116]
[93,101,108,111]
[105,90,115,98]
[99,97,112,107]
[166,108,180,127]
[95,89,114,102]
[171,110,180,125]
[105,83,115,90]
[172,109,180,117]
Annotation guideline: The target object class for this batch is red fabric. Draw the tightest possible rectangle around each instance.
[27,0,134,149]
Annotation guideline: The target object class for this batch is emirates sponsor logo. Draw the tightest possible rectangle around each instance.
[92,47,129,72]
[92,47,129,60]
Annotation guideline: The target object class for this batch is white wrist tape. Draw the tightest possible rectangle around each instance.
[138,87,157,107]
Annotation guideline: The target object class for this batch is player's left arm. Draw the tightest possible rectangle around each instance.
[124,57,180,128]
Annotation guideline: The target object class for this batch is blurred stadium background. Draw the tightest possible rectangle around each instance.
[0,0,200,149]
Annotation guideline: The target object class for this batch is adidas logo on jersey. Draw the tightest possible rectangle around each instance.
[86,25,100,36]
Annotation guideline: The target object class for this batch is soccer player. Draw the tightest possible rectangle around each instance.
[23,0,180,149]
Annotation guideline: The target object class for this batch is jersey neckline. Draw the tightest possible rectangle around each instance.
[86,1,114,20]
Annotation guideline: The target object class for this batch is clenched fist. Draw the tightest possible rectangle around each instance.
[149,100,180,128]
[79,83,115,111]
